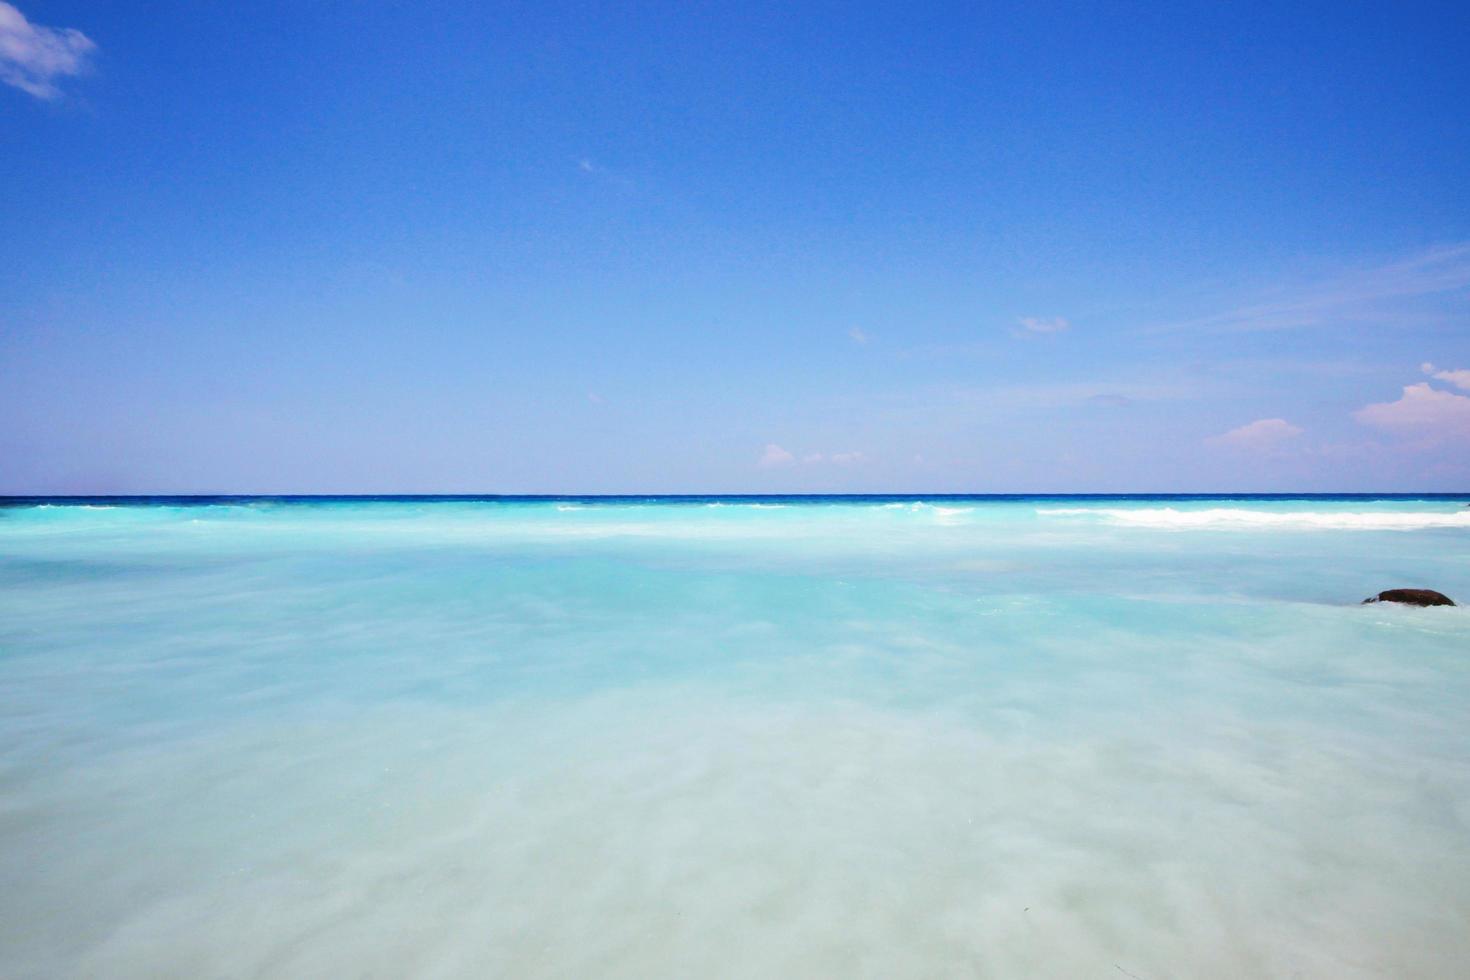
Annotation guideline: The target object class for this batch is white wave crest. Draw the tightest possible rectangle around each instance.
[897,502,972,515]
[28,504,119,511]
[1037,507,1470,531]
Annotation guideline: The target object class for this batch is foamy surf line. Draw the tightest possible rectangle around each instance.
[1038,507,1470,530]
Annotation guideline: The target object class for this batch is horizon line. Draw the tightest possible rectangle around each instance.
[4,491,1468,502]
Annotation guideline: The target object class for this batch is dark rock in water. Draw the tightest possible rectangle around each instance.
[1363,589,1456,607]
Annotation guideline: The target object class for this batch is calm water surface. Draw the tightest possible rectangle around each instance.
[2,496,1468,978]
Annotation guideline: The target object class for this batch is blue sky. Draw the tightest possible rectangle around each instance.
[3,1,1468,493]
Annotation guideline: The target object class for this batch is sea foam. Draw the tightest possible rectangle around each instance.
[1038,506,1470,530]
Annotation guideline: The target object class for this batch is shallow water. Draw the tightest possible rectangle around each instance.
[2,496,1468,978]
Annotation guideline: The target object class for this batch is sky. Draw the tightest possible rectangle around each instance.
[3,1,1469,494]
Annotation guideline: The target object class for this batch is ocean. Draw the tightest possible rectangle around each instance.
[2,496,1467,977]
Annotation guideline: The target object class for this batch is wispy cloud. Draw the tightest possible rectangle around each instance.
[948,380,1185,411]
[1421,362,1470,391]
[760,445,866,468]
[758,444,795,467]
[1015,316,1069,336]
[848,327,870,346]
[1206,418,1304,451]
[1150,243,1470,335]
[0,2,94,100]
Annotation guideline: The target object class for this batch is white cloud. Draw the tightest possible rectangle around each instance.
[1353,383,1470,441]
[848,327,869,345]
[0,2,94,100]
[758,444,794,468]
[1207,418,1304,451]
[761,445,867,467]
[1420,362,1470,391]
[1016,316,1069,335]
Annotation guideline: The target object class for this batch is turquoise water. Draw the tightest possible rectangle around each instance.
[2,496,1468,978]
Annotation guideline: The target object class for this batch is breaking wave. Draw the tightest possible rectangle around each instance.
[1038,507,1470,530]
